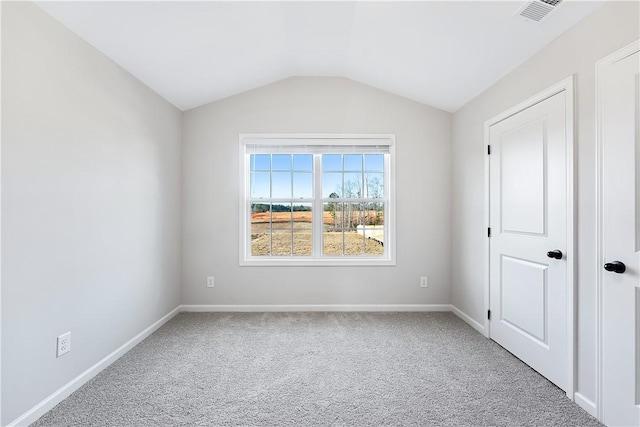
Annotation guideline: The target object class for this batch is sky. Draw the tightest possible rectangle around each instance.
[250,154,384,200]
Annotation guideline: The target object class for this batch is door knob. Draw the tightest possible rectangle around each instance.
[547,250,563,259]
[604,261,626,274]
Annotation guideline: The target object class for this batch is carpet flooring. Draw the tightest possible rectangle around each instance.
[32,312,600,426]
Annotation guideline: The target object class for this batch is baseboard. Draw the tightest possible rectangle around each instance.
[573,392,597,418]
[8,305,182,427]
[181,304,453,312]
[450,305,485,335]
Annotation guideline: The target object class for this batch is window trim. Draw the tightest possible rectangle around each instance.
[239,134,396,266]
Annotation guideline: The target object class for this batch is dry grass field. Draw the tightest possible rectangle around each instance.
[251,211,332,226]
[251,211,383,256]
[251,211,383,226]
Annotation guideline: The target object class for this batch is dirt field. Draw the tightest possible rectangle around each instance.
[251,211,330,225]
[251,211,383,226]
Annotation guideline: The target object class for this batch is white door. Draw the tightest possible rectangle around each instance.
[488,86,571,392]
[598,41,640,426]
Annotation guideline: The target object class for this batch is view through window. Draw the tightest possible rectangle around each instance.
[241,135,395,265]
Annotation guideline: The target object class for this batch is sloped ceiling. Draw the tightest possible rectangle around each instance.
[37,1,604,112]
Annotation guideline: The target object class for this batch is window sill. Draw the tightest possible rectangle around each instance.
[239,257,396,267]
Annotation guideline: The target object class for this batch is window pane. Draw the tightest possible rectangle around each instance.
[323,201,343,231]
[251,154,270,171]
[251,222,270,236]
[365,173,384,198]
[344,232,365,255]
[322,154,342,171]
[269,203,292,255]
[293,229,312,256]
[323,202,343,256]
[364,230,384,256]
[365,154,383,172]
[251,234,271,256]
[272,154,291,171]
[292,203,312,229]
[344,208,364,255]
[364,202,384,256]
[293,154,312,171]
[271,229,292,256]
[344,154,363,171]
[323,229,343,256]
[293,173,312,198]
[250,173,270,198]
[272,172,291,198]
[251,203,271,256]
[344,202,365,230]
[251,203,271,221]
[323,173,342,198]
[343,173,362,198]
[344,202,365,255]
[365,202,384,226]
[271,203,292,229]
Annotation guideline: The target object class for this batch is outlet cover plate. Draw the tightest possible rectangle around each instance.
[207,276,215,288]
[57,332,71,357]
[420,277,428,288]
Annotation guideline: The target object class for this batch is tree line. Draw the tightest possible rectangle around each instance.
[252,204,311,213]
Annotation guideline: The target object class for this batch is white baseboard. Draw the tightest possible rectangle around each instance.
[450,305,485,335]
[573,392,597,418]
[8,305,182,427]
[180,304,453,312]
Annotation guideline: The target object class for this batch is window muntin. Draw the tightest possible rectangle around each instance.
[241,135,395,266]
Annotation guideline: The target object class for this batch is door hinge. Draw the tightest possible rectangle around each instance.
[488,227,491,237]
[488,310,491,320]
[487,145,491,155]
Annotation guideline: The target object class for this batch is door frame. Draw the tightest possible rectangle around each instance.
[0,2,4,422]
[595,39,640,422]
[483,75,576,399]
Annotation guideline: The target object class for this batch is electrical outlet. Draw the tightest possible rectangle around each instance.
[420,277,428,288]
[57,332,71,357]
[207,276,215,288]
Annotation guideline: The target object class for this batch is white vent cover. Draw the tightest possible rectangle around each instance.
[517,0,563,23]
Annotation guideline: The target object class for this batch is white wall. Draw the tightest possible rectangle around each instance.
[1,3,182,424]
[451,1,639,406]
[182,77,451,306]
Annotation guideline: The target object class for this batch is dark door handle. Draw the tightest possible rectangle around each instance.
[547,250,563,259]
[604,261,626,274]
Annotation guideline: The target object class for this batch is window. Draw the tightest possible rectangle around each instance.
[240,134,396,266]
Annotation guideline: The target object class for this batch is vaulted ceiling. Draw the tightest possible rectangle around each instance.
[37,1,604,112]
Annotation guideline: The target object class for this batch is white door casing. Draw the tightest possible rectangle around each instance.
[596,40,640,426]
[485,77,575,397]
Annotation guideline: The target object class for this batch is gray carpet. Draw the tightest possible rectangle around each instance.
[32,312,600,426]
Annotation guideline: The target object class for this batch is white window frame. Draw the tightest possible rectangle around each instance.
[239,134,396,266]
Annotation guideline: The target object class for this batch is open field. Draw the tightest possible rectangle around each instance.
[251,211,383,226]
[251,228,383,256]
[250,210,384,256]
[322,231,384,255]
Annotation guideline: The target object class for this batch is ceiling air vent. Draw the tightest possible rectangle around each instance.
[516,0,563,23]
